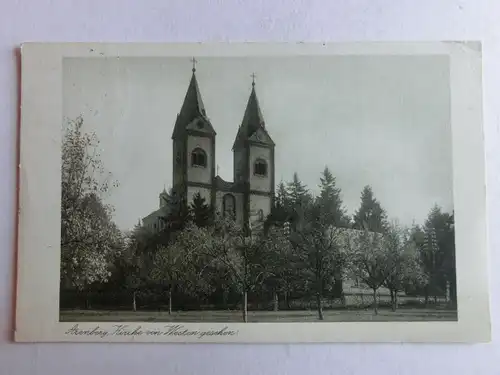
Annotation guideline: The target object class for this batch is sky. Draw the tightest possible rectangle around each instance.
[63,55,453,231]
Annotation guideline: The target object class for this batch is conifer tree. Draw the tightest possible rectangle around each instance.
[317,166,350,228]
[315,166,350,299]
[160,186,189,232]
[420,205,455,304]
[275,180,290,210]
[189,193,212,228]
[352,185,389,233]
[286,172,312,229]
[265,180,291,232]
[287,173,310,205]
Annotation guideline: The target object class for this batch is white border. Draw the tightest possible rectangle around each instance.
[14,42,490,343]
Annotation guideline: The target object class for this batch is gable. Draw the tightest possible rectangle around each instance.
[248,127,274,145]
[185,116,216,135]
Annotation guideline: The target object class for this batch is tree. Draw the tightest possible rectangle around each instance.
[416,205,455,305]
[275,180,290,210]
[286,173,313,230]
[383,223,426,311]
[287,173,311,207]
[149,244,184,314]
[260,225,305,311]
[352,185,389,233]
[159,186,189,233]
[345,229,390,314]
[422,226,440,304]
[149,221,218,313]
[426,206,455,304]
[289,202,347,320]
[60,116,122,296]
[317,166,350,228]
[116,223,160,311]
[265,181,292,231]
[196,215,269,322]
[189,193,212,228]
[316,166,351,300]
[442,213,456,305]
[119,225,144,311]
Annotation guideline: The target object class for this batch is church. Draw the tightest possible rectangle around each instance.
[142,61,276,233]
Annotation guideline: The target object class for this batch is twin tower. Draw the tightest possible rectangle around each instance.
[166,62,276,231]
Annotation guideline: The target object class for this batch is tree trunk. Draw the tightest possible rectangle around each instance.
[284,291,289,310]
[168,290,172,315]
[86,292,91,310]
[372,289,378,315]
[424,287,429,307]
[316,293,324,321]
[390,289,395,311]
[434,295,438,305]
[132,290,137,312]
[222,289,228,310]
[273,292,279,312]
[242,291,248,323]
[333,277,344,300]
[393,291,398,312]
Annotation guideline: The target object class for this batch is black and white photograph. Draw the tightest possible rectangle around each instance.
[15,42,489,342]
[59,52,457,323]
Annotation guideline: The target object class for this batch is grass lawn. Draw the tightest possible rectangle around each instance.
[60,308,457,323]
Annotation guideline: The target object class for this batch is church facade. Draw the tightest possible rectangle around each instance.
[142,63,275,233]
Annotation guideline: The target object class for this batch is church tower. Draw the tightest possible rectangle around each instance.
[232,75,275,232]
[171,59,216,211]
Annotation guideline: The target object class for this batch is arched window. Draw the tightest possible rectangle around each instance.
[191,148,207,167]
[223,194,236,219]
[254,158,268,177]
[258,209,264,222]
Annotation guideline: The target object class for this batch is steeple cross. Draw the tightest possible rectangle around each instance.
[250,72,257,86]
[191,57,198,72]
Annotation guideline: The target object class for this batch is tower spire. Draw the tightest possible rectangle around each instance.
[232,74,275,150]
[190,57,197,73]
[171,58,216,139]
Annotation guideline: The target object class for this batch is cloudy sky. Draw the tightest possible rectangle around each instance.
[63,55,453,231]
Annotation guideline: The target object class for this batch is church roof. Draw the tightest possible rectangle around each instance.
[213,176,245,193]
[232,81,275,150]
[143,204,169,222]
[214,176,234,191]
[172,68,216,139]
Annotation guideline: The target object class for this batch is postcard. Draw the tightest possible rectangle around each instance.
[14,42,490,342]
